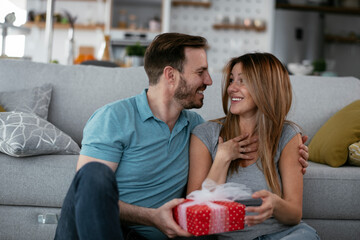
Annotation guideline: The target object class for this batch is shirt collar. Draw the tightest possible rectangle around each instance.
[135,89,189,127]
[136,89,154,122]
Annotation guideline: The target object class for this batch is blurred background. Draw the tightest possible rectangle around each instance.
[0,0,359,77]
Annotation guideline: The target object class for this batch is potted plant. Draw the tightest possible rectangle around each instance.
[125,42,146,67]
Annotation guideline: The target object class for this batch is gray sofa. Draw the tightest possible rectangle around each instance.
[0,59,359,240]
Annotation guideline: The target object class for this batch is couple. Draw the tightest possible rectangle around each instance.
[55,33,319,240]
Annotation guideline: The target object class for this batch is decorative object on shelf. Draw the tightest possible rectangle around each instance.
[325,32,360,44]
[312,59,327,73]
[287,62,314,75]
[74,46,96,65]
[5,12,16,25]
[64,11,77,65]
[125,42,146,67]
[213,18,266,32]
[118,10,127,29]
[98,34,113,61]
[172,0,212,8]
[1,12,30,57]
[149,16,161,32]
[128,14,137,30]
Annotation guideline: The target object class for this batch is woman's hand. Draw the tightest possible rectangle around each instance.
[244,190,280,226]
[216,134,258,163]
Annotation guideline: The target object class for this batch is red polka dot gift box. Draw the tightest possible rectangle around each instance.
[173,199,245,236]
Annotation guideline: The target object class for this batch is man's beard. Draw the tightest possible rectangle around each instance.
[174,75,204,109]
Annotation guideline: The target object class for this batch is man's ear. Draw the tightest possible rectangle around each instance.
[163,66,177,85]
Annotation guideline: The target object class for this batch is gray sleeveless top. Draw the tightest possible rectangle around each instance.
[191,121,301,240]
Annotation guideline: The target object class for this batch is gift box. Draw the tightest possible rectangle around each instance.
[173,199,245,236]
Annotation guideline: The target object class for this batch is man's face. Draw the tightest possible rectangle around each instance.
[174,48,212,109]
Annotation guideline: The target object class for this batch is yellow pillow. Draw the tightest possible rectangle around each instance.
[0,105,5,112]
[309,100,360,167]
[349,141,360,166]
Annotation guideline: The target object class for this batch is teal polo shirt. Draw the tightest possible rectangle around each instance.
[80,89,204,239]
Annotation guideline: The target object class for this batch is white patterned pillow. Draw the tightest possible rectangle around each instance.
[0,112,80,157]
[349,141,360,166]
[0,84,52,120]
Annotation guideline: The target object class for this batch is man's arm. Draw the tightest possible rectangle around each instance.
[118,199,191,238]
[76,155,191,238]
[240,135,309,174]
[77,155,118,171]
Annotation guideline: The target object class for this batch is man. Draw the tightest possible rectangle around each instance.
[55,33,309,240]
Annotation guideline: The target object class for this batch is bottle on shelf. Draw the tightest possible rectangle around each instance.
[98,34,113,61]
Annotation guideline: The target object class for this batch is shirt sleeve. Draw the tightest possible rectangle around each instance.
[80,106,125,163]
[192,121,221,160]
[278,123,302,154]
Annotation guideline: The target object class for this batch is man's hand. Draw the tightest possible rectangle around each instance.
[299,135,309,174]
[153,199,192,238]
[239,134,309,174]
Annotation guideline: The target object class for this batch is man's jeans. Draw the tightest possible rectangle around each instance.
[55,162,124,240]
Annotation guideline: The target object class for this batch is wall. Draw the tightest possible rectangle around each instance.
[170,0,275,72]
[324,14,360,77]
[273,9,360,78]
[111,0,162,30]
[25,0,107,64]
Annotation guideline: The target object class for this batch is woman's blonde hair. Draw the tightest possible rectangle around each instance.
[215,53,292,196]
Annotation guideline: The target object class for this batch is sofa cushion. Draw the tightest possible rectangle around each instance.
[303,161,360,220]
[0,105,5,112]
[0,112,80,157]
[0,84,52,120]
[349,141,360,166]
[287,76,360,142]
[0,153,77,207]
[308,100,360,167]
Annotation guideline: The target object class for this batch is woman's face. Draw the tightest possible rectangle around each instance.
[227,63,257,117]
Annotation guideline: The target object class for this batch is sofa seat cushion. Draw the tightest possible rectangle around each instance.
[0,153,77,207]
[0,205,60,240]
[303,161,360,219]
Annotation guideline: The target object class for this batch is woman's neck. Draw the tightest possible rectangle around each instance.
[238,116,259,167]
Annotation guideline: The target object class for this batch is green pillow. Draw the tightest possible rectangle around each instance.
[309,100,360,167]
[0,105,5,112]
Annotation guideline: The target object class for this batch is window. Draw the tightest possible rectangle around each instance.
[0,0,27,57]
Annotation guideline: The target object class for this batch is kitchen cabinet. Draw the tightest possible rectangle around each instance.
[275,2,360,44]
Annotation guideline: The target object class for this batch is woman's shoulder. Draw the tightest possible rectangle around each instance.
[193,120,222,132]
[279,122,302,150]
[282,122,302,136]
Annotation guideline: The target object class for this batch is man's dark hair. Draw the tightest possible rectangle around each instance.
[144,32,208,85]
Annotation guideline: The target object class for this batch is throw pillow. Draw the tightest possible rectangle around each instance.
[0,112,80,157]
[349,141,360,166]
[0,84,52,120]
[309,100,360,167]
[0,105,5,112]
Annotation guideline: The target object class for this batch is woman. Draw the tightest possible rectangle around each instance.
[187,53,319,239]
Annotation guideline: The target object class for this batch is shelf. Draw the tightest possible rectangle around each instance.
[0,23,30,35]
[24,22,104,30]
[325,34,360,44]
[110,27,160,33]
[213,24,266,32]
[276,3,360,15]
[172,1,211,8]
[39,0,105,1]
